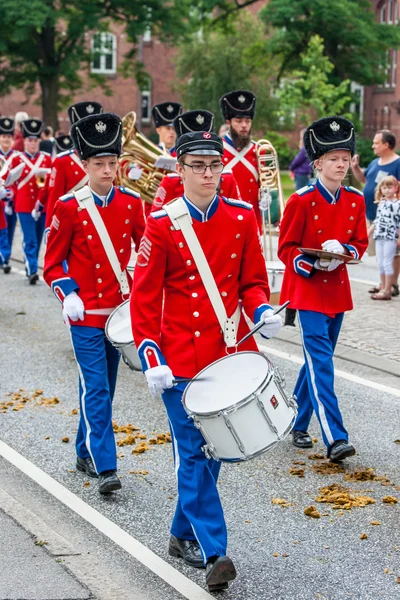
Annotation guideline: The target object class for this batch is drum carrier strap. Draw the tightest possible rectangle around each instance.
[163,197,240,348]
[74,186,130,297]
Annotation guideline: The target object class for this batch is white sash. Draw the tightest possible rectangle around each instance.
[74,186,130,296]
[66,153,89,194]
[223,140,259,181]
[17,153,45,189]
[163,197,240,347]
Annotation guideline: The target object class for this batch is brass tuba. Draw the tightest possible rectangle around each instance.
[255,139,285,261]
[118,111,170,205]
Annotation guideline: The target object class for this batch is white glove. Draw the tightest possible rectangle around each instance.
[128,165,143,181]
[0,186,6,200]
[322,239,345,254]
[315,258,343,271]
[145,365,174,397]
[33,167,50,177]
[62,291,85,323]
[4,203,13,216]
[259,308,283,339]
[259,190,271,212]
[31,208,41,221]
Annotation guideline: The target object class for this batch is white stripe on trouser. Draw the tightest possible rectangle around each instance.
[18,217,30,276]
[68,328,97,473]
[298,314,335,446]
[169,418,206,563]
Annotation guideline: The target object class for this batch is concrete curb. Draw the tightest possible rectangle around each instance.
[276,326,400,378]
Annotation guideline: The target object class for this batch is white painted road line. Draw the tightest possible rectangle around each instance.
[349,277,377,286]
[259,344,400,399]
[0,440,214,600]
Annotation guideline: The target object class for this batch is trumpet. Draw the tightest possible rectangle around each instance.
[118,111,170,205]
[36,175,47,188]
[255,139,285,260]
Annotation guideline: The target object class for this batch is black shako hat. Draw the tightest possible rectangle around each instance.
[68,102,103,125]
[173,110,214,137]
[21,119,43,138]
[220,90,256,121]
[304,116,356,161]
[151,102,182,128]
[0,117,15,135]
[70,113,122,161]
[55,134,74,153]
[176,131,223,159]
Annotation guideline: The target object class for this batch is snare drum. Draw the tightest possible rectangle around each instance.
[105,300,141,371]
[182,351,297,462]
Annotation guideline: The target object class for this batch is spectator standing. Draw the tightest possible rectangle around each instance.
[368,175,400,301]
[39,126,55,156]
[289,128,313,191]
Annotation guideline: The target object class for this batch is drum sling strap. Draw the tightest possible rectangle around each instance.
[74,186,130,297]
[163,197,240,348]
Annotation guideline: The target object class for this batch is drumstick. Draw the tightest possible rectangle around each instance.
[172,377,214,385]
[236,300,290,347]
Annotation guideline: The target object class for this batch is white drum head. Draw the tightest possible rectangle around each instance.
[184,352,269,415]
[106,300,133,345]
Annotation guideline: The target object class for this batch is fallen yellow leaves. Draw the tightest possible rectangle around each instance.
[370,520,381,526]
[289,466,305,477]
[315,484,376,510]
[304,505,321,518]
[271,498,291,508]
[311,461,345,475]
[61,437,69,443]
[308,453,325,460]
[132,442,150,454]
[382,496,398,504]
[360,533,368,540]
[128,470,149,476]
[112,421,140,434]
[113,421,172,454]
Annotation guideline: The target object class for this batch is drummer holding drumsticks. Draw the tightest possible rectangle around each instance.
[130,130,282,592]
[278,116,368,462]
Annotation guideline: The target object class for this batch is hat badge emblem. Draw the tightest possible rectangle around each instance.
[196,114,205,125]
[166,104,174,113]
[86,104,95,114]
[203,132,211,139]
[31,122,38,129]
[330,121,340,132]
[95,121,107,133]
[4,119,10,126]
[63,137,70,145]
[238,94,246,103]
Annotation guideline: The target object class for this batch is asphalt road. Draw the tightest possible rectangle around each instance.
[0,265,399,600]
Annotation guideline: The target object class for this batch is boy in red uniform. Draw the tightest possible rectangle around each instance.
[44,113,145,493]
[278,117,368,462]
[131,130,282,591]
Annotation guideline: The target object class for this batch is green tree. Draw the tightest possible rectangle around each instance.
[276,35,352,125]
[261,0,400,85]
[174,11,279,132]
[0,0,256,128]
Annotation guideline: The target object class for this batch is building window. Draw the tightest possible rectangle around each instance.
[91,32,117,74]
[379,0,399,23]
[140,76,152,124]
[143,28,152,43]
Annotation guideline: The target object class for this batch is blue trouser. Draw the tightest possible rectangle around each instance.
[0,228,11,265]
[18,212,45,275]
[162,382,227,564]
[294,310,348,449]
[6,209,17,250]
[70,325,120,474]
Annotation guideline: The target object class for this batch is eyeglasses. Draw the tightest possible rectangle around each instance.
[182,162,224,175]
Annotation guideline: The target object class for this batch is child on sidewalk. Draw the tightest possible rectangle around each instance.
[369,175,400,301]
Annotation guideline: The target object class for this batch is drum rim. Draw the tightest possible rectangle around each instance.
[182,351,272,417]
[105,298,131,344]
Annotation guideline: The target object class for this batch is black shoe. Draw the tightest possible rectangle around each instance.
[29,273,39,285]
[292,430,313,448]
[98,470,121,494]
[284,307,297,327]
[391,283,399,297]
[328,440,356,462]
[76,456,98,478]
[3,264,11,274]
[206,556,236,592]
[169,535,204,568]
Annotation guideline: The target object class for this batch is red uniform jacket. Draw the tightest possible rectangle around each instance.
[131,195,272,378]
[222,134,261,230]
[278,180,368,315]
[44,186,145,329]
[148,170,242,217]
[45,150,88,228]
[0,149,19,220]
[10,151,52,213]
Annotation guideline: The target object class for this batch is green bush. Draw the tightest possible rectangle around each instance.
[262,131,297,169]
[355,136,375,167]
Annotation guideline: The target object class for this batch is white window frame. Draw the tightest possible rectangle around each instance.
[141,90,152,124]
[91,32,117,75]
[143,27,152,43]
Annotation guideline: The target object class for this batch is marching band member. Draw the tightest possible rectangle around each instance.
[0,176,11,274]
[45,102,103,232]
[278,117,368,461]
[131,131,282,591]
[151,101,182,155]
[44,113,145,494]
[220,90,263,231]
[9,119,52,283]
[0,117,19,261]
[149,110,241,217]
